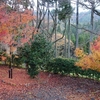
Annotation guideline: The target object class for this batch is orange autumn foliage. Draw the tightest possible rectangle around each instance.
[75,36,100,72]
[0,3,37,64]
[1,56,7,61]
[0,3,37,54]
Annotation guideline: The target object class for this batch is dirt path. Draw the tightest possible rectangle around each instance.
[0,66,100,100]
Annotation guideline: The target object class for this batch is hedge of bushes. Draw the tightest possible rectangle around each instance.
[45,57,100,80]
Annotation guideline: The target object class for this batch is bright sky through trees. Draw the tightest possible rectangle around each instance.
[33,0,89,13]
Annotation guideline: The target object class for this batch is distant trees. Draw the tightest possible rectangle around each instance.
[71,0,100,54]
[80,0,100,16]
[36,0,73,58]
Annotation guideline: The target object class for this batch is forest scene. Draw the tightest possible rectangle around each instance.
[0,0,100,100]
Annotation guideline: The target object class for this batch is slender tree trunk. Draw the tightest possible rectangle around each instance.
[47,1,50,33]
[36,0,39,29]
[76,0,79,48]
[54,1,57,58]
[89,3,94,53]
[31,0,35,39]
[64,19,67,58]
[43,5,45,29]
[25,0,28,9]
[67,18,71,58]
[67,0,71,58]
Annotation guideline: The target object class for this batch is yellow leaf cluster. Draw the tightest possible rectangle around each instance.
[75,37,100,72]
[74,48,85,58]
[75,55,91,70]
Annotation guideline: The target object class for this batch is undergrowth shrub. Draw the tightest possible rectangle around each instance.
[46,58,77,75]
[46,57,100,80]
[28,63,39,78]
[12,54,23,67]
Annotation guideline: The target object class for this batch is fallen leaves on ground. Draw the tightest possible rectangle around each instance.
[0,66,100,100]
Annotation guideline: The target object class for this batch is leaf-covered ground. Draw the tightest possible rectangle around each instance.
[0,66,100,100]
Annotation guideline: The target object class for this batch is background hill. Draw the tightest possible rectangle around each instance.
[71,11,100,24]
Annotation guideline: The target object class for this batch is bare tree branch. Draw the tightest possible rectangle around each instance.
[79,2,91,9]
[53,33,65,44]
[79,1,100,16]
[37,9,47,29]
[71,24,98,35]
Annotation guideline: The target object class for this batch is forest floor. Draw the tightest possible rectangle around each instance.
[0,66,100,100]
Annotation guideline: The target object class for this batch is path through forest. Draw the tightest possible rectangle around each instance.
[0,66,100,100]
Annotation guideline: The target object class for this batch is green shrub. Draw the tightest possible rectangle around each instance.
[12,54,23,67]
[28,64,39,78]
[46,57,77,75]
[18,33,53,77]
[46,57,100,80]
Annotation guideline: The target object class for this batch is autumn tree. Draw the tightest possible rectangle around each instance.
[75,36,100,72]
[0,2,36,78]
[0,3,36,52]
[0,3,36,67]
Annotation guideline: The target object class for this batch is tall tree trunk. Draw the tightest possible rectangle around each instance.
[47,1,50,33]
[89,3,94,53]
[76,0,79,48]
[36,0,39,30]
[64,19,67,58]
[67,18,71,58]
[67,0,71,58]
[25,0,28,9]
[54,0,57,58]
[31,0,35,39]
